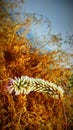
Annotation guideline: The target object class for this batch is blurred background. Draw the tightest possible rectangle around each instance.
[5,0,73,36]
[22,0,73,36]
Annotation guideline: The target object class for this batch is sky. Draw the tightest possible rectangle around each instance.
[20,0,73,35]
[5,0,73,35]
[19,0,73,55]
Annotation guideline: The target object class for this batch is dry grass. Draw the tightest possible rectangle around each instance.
[0,9,73,130]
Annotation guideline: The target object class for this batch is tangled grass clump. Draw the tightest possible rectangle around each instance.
[0,6,73,130]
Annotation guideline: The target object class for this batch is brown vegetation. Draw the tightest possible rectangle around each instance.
[0,7,73,130]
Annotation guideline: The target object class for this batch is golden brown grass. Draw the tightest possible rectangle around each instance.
[0,9,73,130]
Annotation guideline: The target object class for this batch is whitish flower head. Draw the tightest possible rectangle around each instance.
[7,76,34,95]
[7,76,64,98]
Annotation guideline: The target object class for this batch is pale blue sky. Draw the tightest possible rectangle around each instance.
[6,0,73,35]
[20,0,73,35]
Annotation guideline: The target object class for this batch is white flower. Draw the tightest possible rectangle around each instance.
[7,76,64,98]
